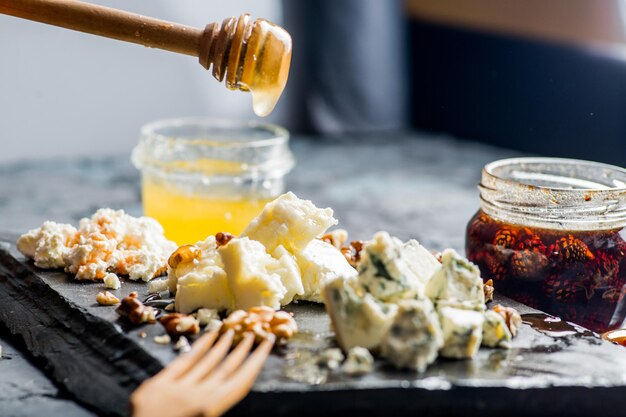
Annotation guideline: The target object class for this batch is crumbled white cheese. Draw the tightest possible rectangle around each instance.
[219,237,287,311]
[148,278,169,294]
[195,308,220,326]
[380,298,443,372]
[295,239,357,303]
[482,310,512,349]
[103,273,121,290]
[270,245,305,305]
[425,249,485,309]
[323,277,397,351]
[242,192,337,253]
[342,347,374,375]
[358,232,439,302]
[154,334,172,345]
[175,336,191,353]
[17,209,176,282]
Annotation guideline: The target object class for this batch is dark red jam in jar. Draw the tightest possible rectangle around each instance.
[466,158,626,333]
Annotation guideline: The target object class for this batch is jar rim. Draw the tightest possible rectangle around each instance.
[139,117,290,149]
[479,157,626,230]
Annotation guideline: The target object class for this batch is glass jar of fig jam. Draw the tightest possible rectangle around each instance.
[466,157,626,332]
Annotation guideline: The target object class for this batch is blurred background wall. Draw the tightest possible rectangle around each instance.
[3,0,626,165]
[0,0,282,163]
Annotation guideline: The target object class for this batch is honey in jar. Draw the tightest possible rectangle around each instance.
[132,119,294,245]
[465,158,626,333]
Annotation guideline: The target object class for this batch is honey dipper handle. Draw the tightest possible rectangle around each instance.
[0,0,203,57]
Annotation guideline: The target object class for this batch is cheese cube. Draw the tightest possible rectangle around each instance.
[242,192,338,253]
[380,298,443,372]
[270,245,305,305]
[219,237,287,310]
[438,306,484,359]
[323,277,397,351]
[482,310,513,349]
[175,269,233,314]
[425,249,485,308]
[358,232,438,302]
[168,235,222,294]
[295,239,357,303]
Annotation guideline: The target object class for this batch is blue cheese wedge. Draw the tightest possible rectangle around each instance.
[323,277,397,351]
[242,192,338,253]
[425,249,485,308]
[295,239,357,303]
[219,237,287,311]
[380,298,443,372]
[358,232,438,302]
[438,306,484,359]
[482,310,513,349]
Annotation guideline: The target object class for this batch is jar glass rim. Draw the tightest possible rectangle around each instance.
[139,117,290,149]
[483,157,626,192]
[479,157,626,230]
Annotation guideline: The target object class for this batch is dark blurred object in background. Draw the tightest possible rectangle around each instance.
[282,0,408,134]
[408,0,626,166]
[284,0,626,167]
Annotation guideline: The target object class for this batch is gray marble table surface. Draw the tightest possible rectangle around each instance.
[0,132,519,416]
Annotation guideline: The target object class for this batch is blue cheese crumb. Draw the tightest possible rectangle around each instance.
[342,347,374,375]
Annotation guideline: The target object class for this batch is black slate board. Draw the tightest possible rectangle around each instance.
[2,233,626,417]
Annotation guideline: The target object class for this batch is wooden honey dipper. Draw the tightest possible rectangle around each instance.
[0,0,292,116]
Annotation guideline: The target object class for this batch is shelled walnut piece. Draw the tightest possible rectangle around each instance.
[116,292,157,324]
[159,313,200,337]
[493,304,522,337]
[221,306,297,345]
[340,240,364,268]
[96,291,120,306]
[483,279,495,302]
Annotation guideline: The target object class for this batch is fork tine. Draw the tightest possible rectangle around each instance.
[159,329,220,379]
[181,330,235,382]
[201,337,274,417]
[204,332,255,382]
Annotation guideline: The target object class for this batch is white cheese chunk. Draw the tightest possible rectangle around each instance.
[103,273,121,290]
[218,237,287,311]
[295,239,357,303]
[438,306,484,359]
[358,232,438,302]
[242,192,338,253]
[168,235,221,294]
[342,346,374,375]
[380,298,443,372]
[482,310,513,349]
[175,269,233,314]
[270,245,305,305]
[16,221,78,268]
[323,277,397,351]
[148,278,169,294]
[425,249,485,308]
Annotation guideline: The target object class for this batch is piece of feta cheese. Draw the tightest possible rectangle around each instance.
[195,308,220,326]
[270,245,305,305]
[168,235,221,294]
[342,346,374,375]
[358,232,438,302]
[482,310,513,349]
[175,269,233,314]
[219,237,287,311]
[380,298,443,372]
[242,192,338,253]
[295,239,357,303]
[425,249,485,308]
[438,306,484,359]
[103,273,121,290]
[17,221,78,268]
[323,277,397,351]
[148,278,169,294]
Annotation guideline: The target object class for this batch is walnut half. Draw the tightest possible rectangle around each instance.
[483,279,494,303]
[493,304,522,337]
[168,244,201,269]
[159,313,200,337]
[221,306,297,345]
[115,292,156,324]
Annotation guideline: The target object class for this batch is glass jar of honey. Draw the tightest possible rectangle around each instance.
[132,118,294,245]
[466,157,626,332]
